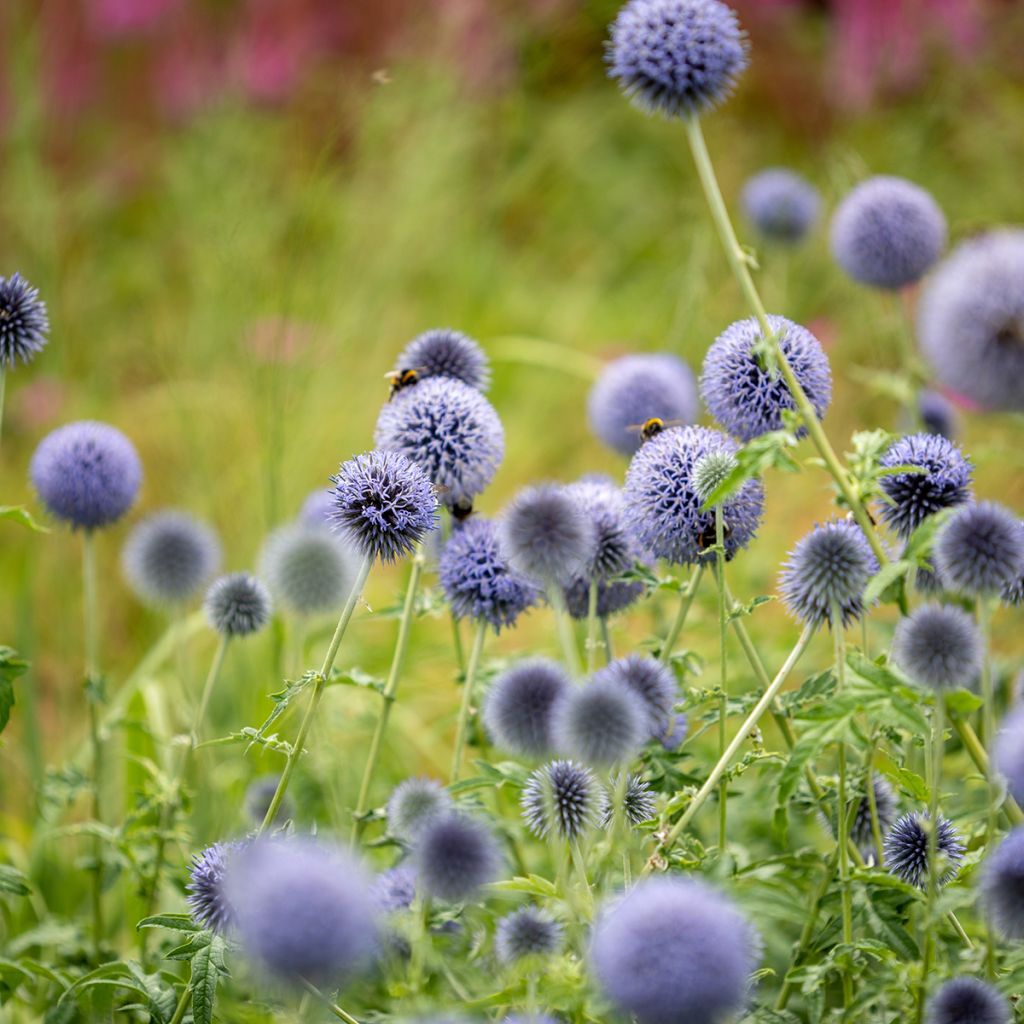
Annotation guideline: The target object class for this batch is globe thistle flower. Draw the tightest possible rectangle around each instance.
[883,812,964,889]
[30,421,142,530]
[594,655,677,738]
[994,707,1024,806]
[299,489,334,529]
[203,573,272,637]
[374,376,504,509]
[607,0,748,118]
[918,389,957,440]
[387,778,453,842]
[186,841,238,934]
[591,877,758,1024]
[602,775,656,827]
[587,353,698,456]
[877,433,972,538]
[700,315,832,443]
[891,604,983,691]
[0,272,49,369]
[926,977,1011,1024]
[495,907,563,964]
[982,826,1024,939]
[934,502,1024,596]
[329,450,438,564]
[498,484,596,585]
[522,760,606,841]
[439,517,539,633]
[850,776,898,855]
[244,775,292,826]
[260,523,357,617]
[482,660,571,758]
[918,229,1024,412]
[121,510,221,607]
[414,814,501,903]
[226,837,378,985]
[692,450,736,505]
[552,677,647,767]
[741,168,820,244]
[657,711,689,750]
[830,176,947,290]
[370,866,417,913]
[394,328,490,392]
[624,425,765,566]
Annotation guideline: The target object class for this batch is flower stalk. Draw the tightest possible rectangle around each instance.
[451,620,488,782]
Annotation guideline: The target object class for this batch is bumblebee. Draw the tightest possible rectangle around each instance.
[451,498,475,523]
[626,417,683,444]
[385,367,426,401]
[696,520,733,552]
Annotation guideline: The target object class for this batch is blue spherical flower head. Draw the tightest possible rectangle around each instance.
[244,774,292,826]
[919,229,1024,412]
[594,654,677,738]
[439,517,539,632]
[779,518,879,629]
[495,907,563,964]
[657,711,689,750]
[226,837,378,986]
[878,433,972,538]
[387,778,453,843]
[370,866,417,913]
[260,523,357,617]
[414,814,501,903]
[851,776,897,856]
[552,677,647,768]
[187,841,239,934]
[624,425,765,566]
[121,510,221,607]
[934,501,1024,596]
[983,826,1024,939]
[330,449,438,564]
[918,389,958,440]
[394,328,490,392]
[883,812,964,889]
[299,489,335,529]
[741,169,820,245]
[204,573,271,637]
[926,977,1011,1024]
[602,774,657,827]
[607,0,748,118]
[522,760,605,841]
[995,707,1024,808]
[0,272,49,369]
[891,603,982,691]
[31,421,142,530]
[591,876,758,1024]
[483,659,571,758]
[374,376,503,509]
[587,353,698,455]
[701,315,832,443]
[830,176,947,290]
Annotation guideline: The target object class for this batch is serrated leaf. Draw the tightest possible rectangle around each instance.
[488,874,559,897]
[0,505,50,532]
[136,913,202,933]
[190,934,228,1024]
[0,647,28,735]
[864,560,911,606]
[328,667,386,695]
[944,689,983,715]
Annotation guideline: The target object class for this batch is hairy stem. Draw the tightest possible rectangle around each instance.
[451,620,488,782]
[832,605,854,1011]
[715,505,728,850]
[168,984,192,1024]
[586,578,601,674]
[979,597,998,977]
[82,530,103,959]
[660,565,703,665]
[549,584,582,677]
[917,695,944,1024]
[299,977,362,1024]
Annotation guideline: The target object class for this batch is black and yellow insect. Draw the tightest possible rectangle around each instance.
[385,367,426,401]
[626,417,683,444]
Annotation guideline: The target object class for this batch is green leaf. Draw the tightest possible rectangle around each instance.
[0,865,31,897]
[328,666,386,696]
[701,429,800,510]
[944,689,983,715]
[136,913,202,933]
[864,560,911,606]
[875,750,929,802]
[0,505,50,533]
[489,874,559,897]
[190,934,228,1024]
[0,647,28,735]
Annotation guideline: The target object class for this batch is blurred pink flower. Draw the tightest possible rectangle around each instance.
[87,0,183,38]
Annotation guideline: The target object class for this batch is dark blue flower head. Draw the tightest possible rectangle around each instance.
[370,866,417,913]
[741,169,820,244]
[1001,540,1024,606]
[483,659,571,758]
[891,603,982,692]
[657,711,689,750]
[919,229,1024,412]
[591,877,758,1024]
[594,654,677,738]
[121,510,220,607]
[878,433,972,538]
[495,907,563,964]
[387,778,453,843]
[187,841,239,934]
[31,421,142,530]
[995,707,1024,808]
[982,826,1024,939]
[851,776,897,857]
[883,812,964,889]
[602,774,656,827]
[394,328,490,392]
[414,814,501,903]
[607,0,748,118]
[204,573,271,637]
[374,376,503,509]
[244,774,292,826]
[918,389,958,440]
[0,272,49,369]
[329,450,438,564]
[553,676,647,767]
[701,315,831,442]
[779,518,879,629]
[926,977,1011,1024]
[587,353,698,455]
[260,523,357,617]
[299,488,334,529]
[624,425,764,566]
[935,501,1024,596]
[439,517,539,632]
[522,760,605,841]
[830,176,947,290]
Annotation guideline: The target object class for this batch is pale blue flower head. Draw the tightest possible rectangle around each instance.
[741,169,820,244]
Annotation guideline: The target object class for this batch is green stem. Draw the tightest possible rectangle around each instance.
[865,741,885,866]
[715,505,728,851]
[168,984,192,1024]
[600,617,614,664]
[260,554,373,837]
[949,715,1024,825]
[660,565,703,665]
[549,584,582,677]
[0,366,6,446]
[82,530,103,959]
[586,578,601,674]
[408,895,432,992]
[917,695,944,1024]
[979,597,998,978]
[451,620,488,782]
[298,977,362,1024]
[832,605,854,1011]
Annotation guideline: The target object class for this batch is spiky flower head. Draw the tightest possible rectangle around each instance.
[918,229,1024,412]
[553,677,647,768]
[607,0,748,118]
[203,572,272,637]
[891,603,983,691]
[926,977,1011,1024]
[386,778,453,843]
[1002,545,1024,606]
[850,776,897,856]
[994,707,1024,807]
[329,449,438,564]
[187,841,239,934]
[495,907,563,964]
[918,390,957,440]
[226,837,378,985]
[878,433,972,538]
[30,421,142,530]
[934,501,1024,596]
[482,659,571,758]
[394,328,490,392]
[602,775,656,827]
[121,510,220,607]
[692,450,737,504]
[522,760,605,841]
[883,812,964,889]
[982,826,1024,939]
[498,484,596,585]
[625,424,764,566]
[0,273,49,369]
[244,774,292,826]
[260,523,357,617]
[299,489,334,529]
[587,353,698,456]
[830,176,947,290]
[779,518,879,629]
[370,866,417,913]
[657,711,689,750]
[741,169,820,244]
[591,876,758,1024]
[594,655,676,738]
[439,517,539,632]
[700,315,832,443]
[374,376,503,509]
[414,814,501,903]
